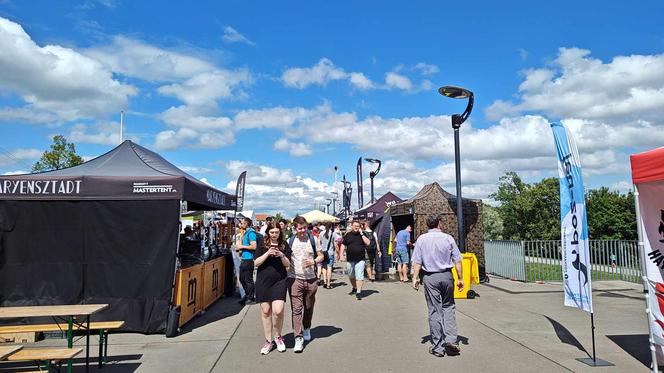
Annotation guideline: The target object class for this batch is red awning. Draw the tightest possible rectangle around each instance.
[631,147,664,184]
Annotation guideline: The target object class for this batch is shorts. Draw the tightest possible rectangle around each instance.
[395,248,409,264]
[347,261,366,281]
[322,253,334,269]
[366,249,376,266]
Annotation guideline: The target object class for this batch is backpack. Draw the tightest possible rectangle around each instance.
[288,233,318,275]
[364,231,378,252]
[244,229,263,259]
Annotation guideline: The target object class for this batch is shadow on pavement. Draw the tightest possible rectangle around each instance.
[421,335,469,345]
[607,334,652,369]
[178,296,244,335]
[281,325,343,347]
[543,315,590,357]
[330,282,347,289]
[0,354,142,372]
[360,289,379,298]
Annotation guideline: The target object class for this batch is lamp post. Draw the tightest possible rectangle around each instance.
[364,158,382,204]
[438,85,474,253]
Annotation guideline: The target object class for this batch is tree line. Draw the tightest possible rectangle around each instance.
[484,171,636,241]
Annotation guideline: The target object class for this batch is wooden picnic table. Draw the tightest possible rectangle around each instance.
[0,304,108,373]
[0,345,23,360]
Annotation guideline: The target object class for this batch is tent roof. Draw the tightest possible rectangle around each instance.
[0,140,236,210]
[354,191,403,219]
[301,210,340,223]
[631,147,664,184]
[391,182,479,211]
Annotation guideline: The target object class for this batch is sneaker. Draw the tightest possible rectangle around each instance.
[293,336,304,353]
[355,292,362,301]
[428,346,444,357]
[275,336,286,352]
[348,288,357,295]
[303,328,311,341]
[445,343,461,356]
[260,340,273,355]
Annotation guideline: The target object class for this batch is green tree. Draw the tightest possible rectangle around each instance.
[483,204,504,240]
[490,172,560,240]
[32,135,84,172]
[586,187,636,240]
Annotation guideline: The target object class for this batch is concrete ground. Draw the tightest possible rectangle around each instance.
[0,275,655,372]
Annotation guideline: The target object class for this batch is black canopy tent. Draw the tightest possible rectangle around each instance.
[353,191,403,227]
[0,140,236,333]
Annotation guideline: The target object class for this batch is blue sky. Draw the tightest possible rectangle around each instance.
[1,1,664,215]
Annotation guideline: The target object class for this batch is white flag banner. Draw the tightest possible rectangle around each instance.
[631,147,664,363]
[550,122,593,313]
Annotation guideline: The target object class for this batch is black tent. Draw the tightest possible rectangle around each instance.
[353,191,402,226]
[0,140,236,333]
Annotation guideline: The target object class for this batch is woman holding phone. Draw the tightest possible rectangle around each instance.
[254,222,292,355]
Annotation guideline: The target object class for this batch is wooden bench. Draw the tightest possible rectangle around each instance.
[0,321,124,368]
[5,347,82,371]
[0,344,23,360]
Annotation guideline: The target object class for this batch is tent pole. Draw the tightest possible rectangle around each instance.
[169,200,183,308]
[634,186,659,372]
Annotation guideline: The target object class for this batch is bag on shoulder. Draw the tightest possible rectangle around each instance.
[288,233,319,274]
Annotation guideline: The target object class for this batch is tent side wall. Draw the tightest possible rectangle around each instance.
[0,199,180,334]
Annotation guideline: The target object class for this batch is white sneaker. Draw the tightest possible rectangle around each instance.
[260,340,273,355]
[303,328,311,341]
[275,336,286,352]
[293,336,304,353]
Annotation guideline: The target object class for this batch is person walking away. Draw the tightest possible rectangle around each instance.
[287,216,324,353]
[394,225,412,282]
[341,221,371,300]
[411,215,464,357]
[363,222,382,281]
[279,219,292,240]
[254,222,291,354]
[319,222,340,289]
[231,227,246,300]
[236,217,257,305]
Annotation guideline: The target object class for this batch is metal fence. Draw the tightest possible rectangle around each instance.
[484,240,641,283]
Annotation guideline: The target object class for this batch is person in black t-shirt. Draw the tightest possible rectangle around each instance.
[341,220,371,300]
[254,222,292,354]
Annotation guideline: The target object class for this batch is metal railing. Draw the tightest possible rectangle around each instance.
[484,240,641,283]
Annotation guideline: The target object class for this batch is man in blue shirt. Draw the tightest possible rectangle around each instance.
[236,217,257,305]
[394,225,412,282]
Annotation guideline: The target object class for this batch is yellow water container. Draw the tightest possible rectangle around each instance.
[452,253,479,299]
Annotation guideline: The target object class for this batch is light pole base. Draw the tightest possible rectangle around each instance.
[575,358,614,367]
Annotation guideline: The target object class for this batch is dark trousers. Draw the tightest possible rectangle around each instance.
[240,259,255,300]
[288,278,318,337]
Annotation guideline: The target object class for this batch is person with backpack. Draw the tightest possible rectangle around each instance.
[287,215,324,353]
[319,222,340,289]
[341,220,371,300]
[362,221,382,282]
[236,217,258,305]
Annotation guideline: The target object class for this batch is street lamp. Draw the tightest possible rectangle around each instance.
[364,158,382,204]
[438,85,474,253]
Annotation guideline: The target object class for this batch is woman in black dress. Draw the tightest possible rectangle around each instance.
[254,222,292,354]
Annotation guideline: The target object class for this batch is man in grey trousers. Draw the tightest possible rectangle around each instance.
[411,214,464,357]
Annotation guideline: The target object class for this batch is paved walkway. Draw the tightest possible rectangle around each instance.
[1,276,653,372]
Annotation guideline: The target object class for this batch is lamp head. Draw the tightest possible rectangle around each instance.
[438,86,473,99]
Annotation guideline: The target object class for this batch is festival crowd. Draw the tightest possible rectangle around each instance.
[230,214,464,357]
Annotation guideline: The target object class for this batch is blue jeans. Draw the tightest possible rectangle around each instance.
[395,248,410,264]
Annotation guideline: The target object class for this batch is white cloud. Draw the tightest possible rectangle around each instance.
[518,48,528,61]
[67,122,124,146]
[282,58,349,89]
[0,17,137,121]
[154,105,235,150]
[3,170,30,175]
[157,68,251,106]
[413,62,439,75]
[273,138,313,157]
[0,147,41,167]
[385,72,412,91]
[486,47,664,122]
[348,72,375,90]
[0,107,59,125]
[83,36,215,82]
[180,166,213,174]
[222,26,255,46]
[234,106,317,130]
